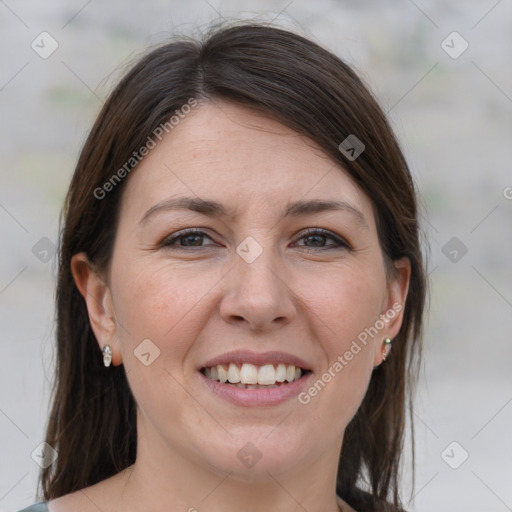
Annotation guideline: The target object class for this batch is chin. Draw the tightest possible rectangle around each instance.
[199,431,308,479]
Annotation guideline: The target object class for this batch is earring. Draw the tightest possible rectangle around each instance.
[382,338,393,362]
[102,345,112,367]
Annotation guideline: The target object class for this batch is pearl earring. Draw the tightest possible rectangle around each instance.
[382,338,393,362]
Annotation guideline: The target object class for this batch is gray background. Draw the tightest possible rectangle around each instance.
[1,1,511,511]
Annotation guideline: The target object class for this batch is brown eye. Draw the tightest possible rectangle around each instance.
[162,229,215,248]
[295,229,350,250]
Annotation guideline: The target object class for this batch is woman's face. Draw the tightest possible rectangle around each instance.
[74,100,409,480]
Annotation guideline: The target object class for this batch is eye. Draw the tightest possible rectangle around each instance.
[160,228,351,251]
[161,229,216,248]
[294,228,351,250]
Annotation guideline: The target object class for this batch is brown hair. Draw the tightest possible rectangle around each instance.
[41,21,425,512]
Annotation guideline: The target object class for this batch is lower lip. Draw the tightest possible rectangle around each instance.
[199,371,313,407]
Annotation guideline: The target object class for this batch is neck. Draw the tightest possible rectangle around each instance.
[114,416,344,512]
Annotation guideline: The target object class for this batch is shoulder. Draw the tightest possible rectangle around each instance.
[19,494,101,512]
[16,503,49,512]
[46,467,132,512]
[47,489,100,512]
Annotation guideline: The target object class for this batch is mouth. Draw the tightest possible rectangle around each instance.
[200,363,311,389]
[197,350,313,406]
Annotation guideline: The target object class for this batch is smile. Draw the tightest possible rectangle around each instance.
[201,362,308,388]
[198,350,313,406]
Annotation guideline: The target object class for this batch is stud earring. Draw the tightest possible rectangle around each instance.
[102,345,112,367]
[382,338,393,362]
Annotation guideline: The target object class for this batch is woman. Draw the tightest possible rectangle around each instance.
[19,21,426,512]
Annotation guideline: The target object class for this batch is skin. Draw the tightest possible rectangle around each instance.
[53,100,410,512]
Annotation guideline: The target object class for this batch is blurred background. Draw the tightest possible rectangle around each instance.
[1,1,511,511]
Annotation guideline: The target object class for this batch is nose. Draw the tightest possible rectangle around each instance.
[219,244,297,333]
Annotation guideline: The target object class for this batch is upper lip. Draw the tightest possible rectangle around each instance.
[200,350,312,371]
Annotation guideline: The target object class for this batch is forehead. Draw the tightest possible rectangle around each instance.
[119,100,376,227]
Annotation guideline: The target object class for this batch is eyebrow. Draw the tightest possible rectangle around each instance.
[139,196,369,229]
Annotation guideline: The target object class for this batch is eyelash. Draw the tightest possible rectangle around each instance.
[160,228,351,251]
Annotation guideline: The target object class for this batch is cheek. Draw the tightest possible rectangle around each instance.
[303,263,384,344]
[110,258,220,358]
[109,260,216,422]
[297,267,383,420]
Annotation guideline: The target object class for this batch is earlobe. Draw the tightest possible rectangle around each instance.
[385,257,411,336]
[70,253,121,366]
[373,257,411,367]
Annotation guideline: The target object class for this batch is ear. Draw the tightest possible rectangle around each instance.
[373,257,411,366]
[71,252,122,366]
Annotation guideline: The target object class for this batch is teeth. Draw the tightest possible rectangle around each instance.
[276,364,287,382]
[240,363,258,384]
[203,362,305,385]
[227,363,240,383]
[217,365,228,383]
[258,364,276,385]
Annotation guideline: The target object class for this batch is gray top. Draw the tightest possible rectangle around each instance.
[17,503,49,512]
[17,496,351,511]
